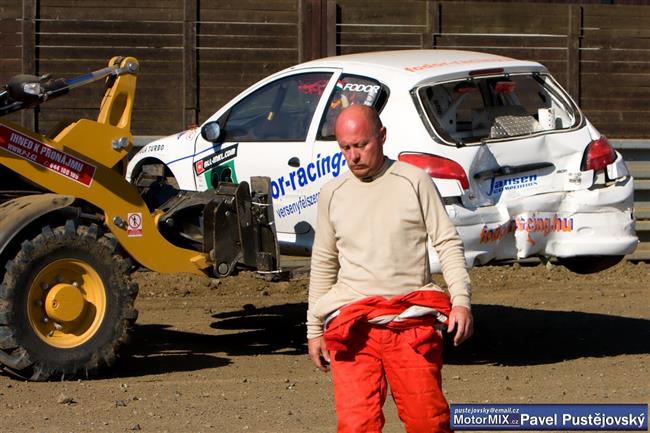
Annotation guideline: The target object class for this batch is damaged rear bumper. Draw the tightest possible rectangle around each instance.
[429,176,638,271]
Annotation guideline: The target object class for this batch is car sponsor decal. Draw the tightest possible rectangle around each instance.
[141,143,165,153]
[342,83,380,93]
[404,57,511,73]
[480,220,516,244]
[271,151,347,200]
[275,191,321,219]
[480,215,574,244]
[0,125,96,186]
[194,144,238,175]
[516,215,574,234]
[486,174,538,196]
[206,159,238,189]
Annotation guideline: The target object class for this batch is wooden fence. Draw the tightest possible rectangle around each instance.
[1,0,649,138]
[1,0,304,134]
[612,140,650,260]
[331,1,650,139]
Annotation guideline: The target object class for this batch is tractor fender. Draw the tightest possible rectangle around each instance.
[0,194,75,255]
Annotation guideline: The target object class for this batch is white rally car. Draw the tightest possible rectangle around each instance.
[126,50,637,274]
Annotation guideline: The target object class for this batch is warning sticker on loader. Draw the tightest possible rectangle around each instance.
[127,212,143,237]
[0,125,96,186]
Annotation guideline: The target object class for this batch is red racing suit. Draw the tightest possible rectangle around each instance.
[323,290,453,433]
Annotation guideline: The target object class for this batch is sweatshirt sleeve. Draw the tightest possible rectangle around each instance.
[306,185,340,339]
[417,174,472,309]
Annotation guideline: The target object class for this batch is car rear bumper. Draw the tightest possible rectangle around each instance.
[429,176,638,272]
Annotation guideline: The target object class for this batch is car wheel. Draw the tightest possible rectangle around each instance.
[557,255,624,274]
[133,163,179,210]
[0,220,138,380]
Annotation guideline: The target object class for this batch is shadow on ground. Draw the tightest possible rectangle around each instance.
[111,303,306,377]
[209,303,650,365]
[112,302,650,377]
[445,304,650,365]
[113,325,232,377]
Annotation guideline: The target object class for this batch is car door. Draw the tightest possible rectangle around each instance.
[192,70,337,237]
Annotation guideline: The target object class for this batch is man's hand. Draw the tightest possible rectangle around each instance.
[447,306,474,346]
[308,336,331,372]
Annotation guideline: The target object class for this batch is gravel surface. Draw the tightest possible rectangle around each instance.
[1,260,648,433]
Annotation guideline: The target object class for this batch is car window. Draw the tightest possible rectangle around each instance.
[222,72,332,142]
[318,75,389,140]
[418,74,578,145]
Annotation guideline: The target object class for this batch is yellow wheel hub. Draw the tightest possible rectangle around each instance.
[44,284,86,323]
[27,259,106,349]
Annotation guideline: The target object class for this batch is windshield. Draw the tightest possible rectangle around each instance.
[417,73,579,145]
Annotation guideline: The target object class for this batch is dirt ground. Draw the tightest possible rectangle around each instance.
[0,259,648,433]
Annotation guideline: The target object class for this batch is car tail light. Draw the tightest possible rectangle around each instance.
[581,136,616,171]
[398,152,469,190]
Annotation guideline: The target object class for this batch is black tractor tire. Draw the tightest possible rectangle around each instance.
[0,220,138,380]
[557,255,625,275]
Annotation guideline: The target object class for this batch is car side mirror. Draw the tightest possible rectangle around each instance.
[201,121,222,142]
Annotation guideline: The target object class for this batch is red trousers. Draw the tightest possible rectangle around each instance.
[329,321,451,433]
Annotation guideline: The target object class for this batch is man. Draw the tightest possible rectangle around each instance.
[307,105,473,433]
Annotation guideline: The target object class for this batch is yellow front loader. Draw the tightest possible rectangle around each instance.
[0,57,280,380]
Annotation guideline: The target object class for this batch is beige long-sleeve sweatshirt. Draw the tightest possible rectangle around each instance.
[307,158,472,339]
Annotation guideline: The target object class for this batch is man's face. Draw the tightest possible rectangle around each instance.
[336,115,386,179]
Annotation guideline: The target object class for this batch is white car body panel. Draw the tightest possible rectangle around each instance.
[126,50,637,269]
[126,128,201,191]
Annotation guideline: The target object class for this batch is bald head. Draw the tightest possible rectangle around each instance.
[335,105,383,138]
[335,105,386,180]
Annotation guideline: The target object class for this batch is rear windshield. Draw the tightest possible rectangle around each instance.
[417,73,579,145]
